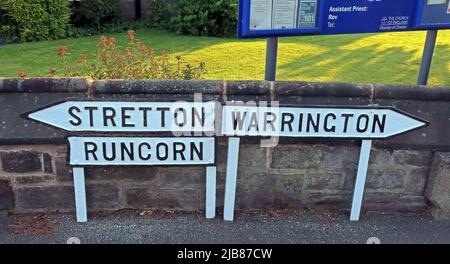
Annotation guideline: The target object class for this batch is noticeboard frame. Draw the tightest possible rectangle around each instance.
[414,0,450,30]
[238,0,450,39]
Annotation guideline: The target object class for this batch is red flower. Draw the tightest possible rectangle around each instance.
[99,36,108,44]
[58,46,68,57]
[107,37,116,49]
[18,69,27,78]
[128,30,135,43]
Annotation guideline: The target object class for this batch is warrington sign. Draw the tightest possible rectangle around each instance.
[222,105,427,138]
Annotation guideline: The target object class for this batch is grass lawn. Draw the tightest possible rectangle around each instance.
[0,28,449,86]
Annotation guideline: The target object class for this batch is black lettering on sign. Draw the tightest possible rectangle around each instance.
[68,106,82,126]
[103,107,117,127]
[372,114,386,133]
[156,143,168,161]
[281,112,294,132]
[120,142,134,161]
[174,108,187,127]
[139,107,152,127]
[306,113,320,133]
[121,107,135,128]
[84,142,98,161]
[190,142,203,161]
[192,107,205,127]
[341,113,354,133]
[264,112,276,131]
[138,142,151,160]
[324,113,337,132]
[102,142,116,161]
[248,112,259,131]
[157,107,170,127]
[84,106,98,127]
[357,114,369,133]
[232,111,247,130]
[298,113,304,132]
[173,142,186,161]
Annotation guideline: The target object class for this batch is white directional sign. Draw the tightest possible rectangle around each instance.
[69,137,215,166]
[28,101,216,132]
[220,104,429,223]
[222,105,428,138]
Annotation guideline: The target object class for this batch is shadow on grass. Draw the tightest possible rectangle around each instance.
[278,35,450,86]
[1,29,449,86]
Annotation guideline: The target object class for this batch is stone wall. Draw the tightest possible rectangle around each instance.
[1,78,450,219]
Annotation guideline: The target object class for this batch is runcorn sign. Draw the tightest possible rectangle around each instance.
[68,137,215,166]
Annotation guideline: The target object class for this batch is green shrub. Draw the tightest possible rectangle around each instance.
[71,0,123,29]
[0,8,18,42]
[0,0,70,42]
[66,20,150,38]
[147,0,171,28]
[148,0,238,37]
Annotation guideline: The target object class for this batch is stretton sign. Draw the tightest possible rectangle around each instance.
[239,0,450,38]
[28,101,216,132]
[26,100,429,223]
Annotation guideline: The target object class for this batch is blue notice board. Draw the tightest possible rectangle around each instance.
[238,0,450,38]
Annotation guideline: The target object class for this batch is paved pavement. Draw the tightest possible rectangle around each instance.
[0,210,449,244]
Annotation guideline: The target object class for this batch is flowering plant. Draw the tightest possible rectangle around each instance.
[52,30,207,80]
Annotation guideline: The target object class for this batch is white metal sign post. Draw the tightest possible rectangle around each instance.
[222,105,428,221]
[350,139,372,221]
[223,137,241,221]
[28,101,217,223]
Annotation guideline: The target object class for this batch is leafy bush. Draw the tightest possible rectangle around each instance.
[146,0,171,28]
[0,8,18,42]
[148,0,238,37]
[66,20,150,39]
[53,30,207,80]
[71,0,123,29]
[0,0,70,42]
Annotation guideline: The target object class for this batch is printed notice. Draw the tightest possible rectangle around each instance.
[250,0,273,30]
[427,0,446,5]
[272,0,298,29]
[298,0,317,28]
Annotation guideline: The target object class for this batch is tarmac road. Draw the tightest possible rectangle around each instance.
[0,210,449,244]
